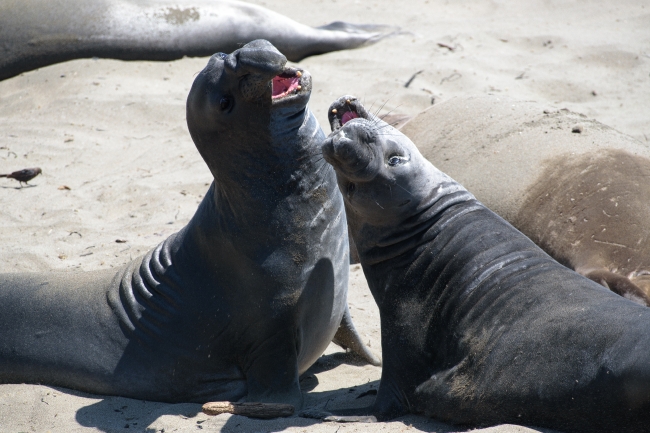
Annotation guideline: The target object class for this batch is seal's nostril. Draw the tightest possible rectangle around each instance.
[332,137,355,157]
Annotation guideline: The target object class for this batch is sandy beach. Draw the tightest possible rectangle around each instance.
[0,0,648,431]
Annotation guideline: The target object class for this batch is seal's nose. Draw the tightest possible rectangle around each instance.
[322,129,375,181]
[224,39,287,78]
[323,130,355,167]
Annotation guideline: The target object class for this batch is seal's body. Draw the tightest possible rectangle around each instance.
[401,96,650,305]
[0,0,394,81]
[321,96,650,432]
[0,43,378,406]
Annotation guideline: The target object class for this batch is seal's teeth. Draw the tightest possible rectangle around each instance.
[296,71,302,77]
[332,109,338,114]
[272,73,302,99]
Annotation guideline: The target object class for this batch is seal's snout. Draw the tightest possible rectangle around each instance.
[225,39,287,78]
[322,130,356,166]
[322,127,376,182]
[220,39,310,105]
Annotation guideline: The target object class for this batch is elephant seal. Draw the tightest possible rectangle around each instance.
[0,0,395,81]
[400,95,650,306]
[318,95,650,432]
[0,42,379,407]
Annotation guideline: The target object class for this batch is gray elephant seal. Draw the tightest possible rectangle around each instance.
[319,95,650,432]
[0,42,378,407]
[401,96,650,306]
[0,0,395,81]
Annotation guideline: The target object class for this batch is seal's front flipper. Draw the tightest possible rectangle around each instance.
[300,408,377,423]
[300,390,403,422]
[581,269,650,306]
[243,331,304,408]
[332,305,381,366]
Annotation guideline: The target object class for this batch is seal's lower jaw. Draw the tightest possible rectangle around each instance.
[271,67,311,108]
[328,95,370,132]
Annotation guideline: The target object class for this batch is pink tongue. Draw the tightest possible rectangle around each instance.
[272,76,300,98]
[341,111,359,125]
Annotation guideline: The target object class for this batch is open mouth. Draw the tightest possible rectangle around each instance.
[272,68,303,100]
[328,96,370,131]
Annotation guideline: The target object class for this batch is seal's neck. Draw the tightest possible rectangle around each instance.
[210,106,318,206]
[354,178,474,265]
[351,175,477,308]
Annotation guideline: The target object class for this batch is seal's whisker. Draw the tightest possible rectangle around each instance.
[297,152,326,163]
[312,159,330,176]
[393,180,414,197]
[373,99,391,119]
[375,131,404,138]
[366,98,378,117]
[376,104,404,126]
[375,121,402,131]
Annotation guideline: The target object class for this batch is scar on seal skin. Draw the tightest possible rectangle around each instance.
[515,150,650,306]
[306,94,650,433]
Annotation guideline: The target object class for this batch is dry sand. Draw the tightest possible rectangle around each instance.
[0,0,648,431]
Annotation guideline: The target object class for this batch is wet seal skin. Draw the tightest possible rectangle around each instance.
[0,0,396,81]
[0,43,379,407]
[400,95,650,306]
[308,94,650,432]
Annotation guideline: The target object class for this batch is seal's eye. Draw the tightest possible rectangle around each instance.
[347,182,356,197]
[217,52,227,60]
[219,97,232,111]
[388,156,404,166]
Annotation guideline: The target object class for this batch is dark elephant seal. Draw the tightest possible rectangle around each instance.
[318,95,650,432]
[0,42,379,407]
[0,0,395,81]
[400,96,650,306]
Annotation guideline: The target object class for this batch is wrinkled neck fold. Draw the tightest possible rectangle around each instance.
[354,181,477,267]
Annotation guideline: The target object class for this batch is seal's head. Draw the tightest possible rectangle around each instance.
[323,96,440,226]
[186,39,312,181]
[323,95,464,265]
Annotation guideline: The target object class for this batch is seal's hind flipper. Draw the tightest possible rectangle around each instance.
[332,305,381,366]
[581,269,650,307]
[316,22,400,47]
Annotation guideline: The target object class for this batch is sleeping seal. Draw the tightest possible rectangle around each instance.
[318,95,650,432]
[0,0,394,81]
[0,42,379,407]
[401,96,650,306]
